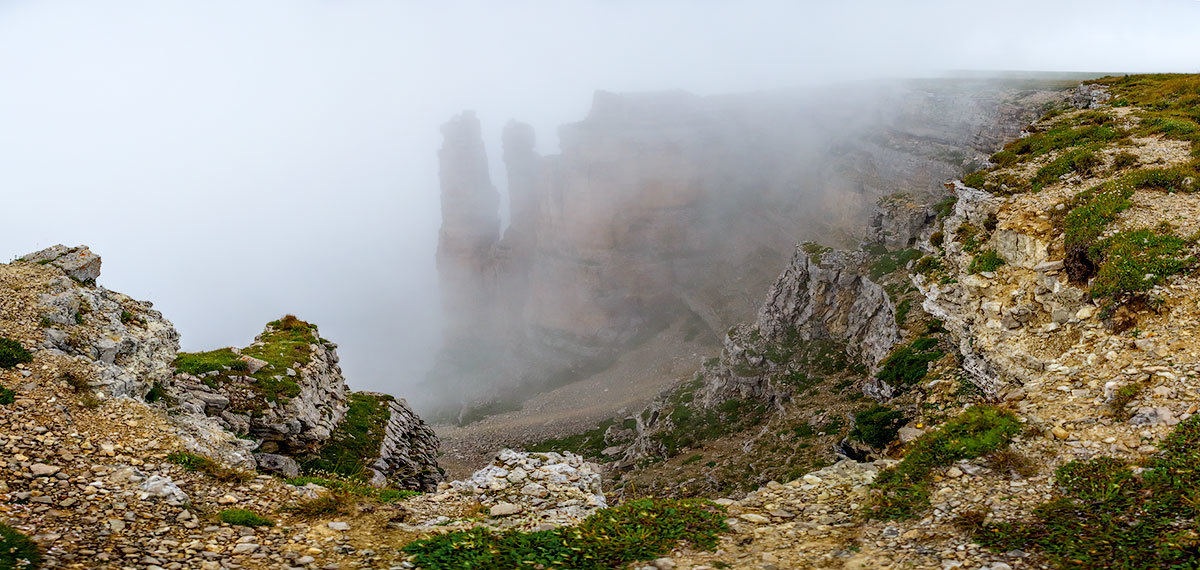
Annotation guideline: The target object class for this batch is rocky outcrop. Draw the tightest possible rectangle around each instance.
[913,182,1085,396]
[368,395,442,492]
[167,320,348,455]
[618,245,901,463]
[426,80,1071,411]
[27,246,179,400]
[865,193,937,250]
[21,244,102,282]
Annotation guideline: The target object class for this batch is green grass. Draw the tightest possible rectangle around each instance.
[0,337,32,368]
[1060,182,1135,282]
[0,522,41,570]
[172,348,245,375]
[401,498,727,570]
[800,241,832,264]
[285,472,419,503]
[868,248,923,280]
[218,509,274,527]
[172,315,322,412]
[1088,228,1194,299]
[301,392,393,479]
[968,249,1007,274]
[850,405,906,448]
[971,414,1200,568]
[865,405,1020,520]
[933,196,958,219]
[528,418,617,458]
[1030,147,1103,190]
[875,337,945,389]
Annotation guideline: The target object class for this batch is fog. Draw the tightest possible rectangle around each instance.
[1,0,1197,398]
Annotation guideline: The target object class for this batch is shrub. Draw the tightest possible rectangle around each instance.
[144,382,167,404]
[0,338,32,368]
[1032,148,1103,190]
[968,249,1006,274]
[402,498,727,570]
[913,255,942,275]
[933,196,957,219]
[850,406,906,448]
[1111,151,1139,170]
[1108,383,1144,420]
[218,509,274,527]
[0,522,42,570]
[167,452,250,482]
[962,171,986,188]
[285,491,354,517]
[875,338,944,388]
[866,406,1021,520]
[0,386,14,405]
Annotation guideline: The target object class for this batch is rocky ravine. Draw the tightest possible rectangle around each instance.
[425,79,1074,413]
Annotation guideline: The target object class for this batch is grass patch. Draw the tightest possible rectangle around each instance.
[167,451,251,482]
[401,498,726,570]
[0,337,32,368]
[528,418,617,458]
[173,315,322,412]
[968,249,1006,274]
[971,413,1200,568]
[172,348,244,375]
[218,509,274,527]
[0,522,42,570]
[1060,182,1134,282]
[301,392,393,478]
[800,241,832,264]
[866,405,1020,520]
[850,405,906,448]
[286,472,419,503]
[868,248,922,280]
[1031,147,1103,190]
[1088,229,1194,300]
[875,337,945,388]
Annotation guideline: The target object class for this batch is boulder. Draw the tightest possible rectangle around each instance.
[22,244,102,282]
[254,453,300,478]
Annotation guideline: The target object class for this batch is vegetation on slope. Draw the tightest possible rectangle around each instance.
[866,405,1021,520]
[301,392,393,478]
[0,337,32,369]
[0,522,41,570]
[969,414,1200,569]
[402,498,726,570]
[172,315,321,412]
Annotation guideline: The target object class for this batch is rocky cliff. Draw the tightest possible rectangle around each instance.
[427,79,1073,414]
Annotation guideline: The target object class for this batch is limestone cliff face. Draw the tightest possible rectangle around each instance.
[428,80,1071,410]
[29,246,180,401]
[370,395,443,491]
[618,247,900,462]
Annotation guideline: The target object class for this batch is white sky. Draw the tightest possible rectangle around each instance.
[1,0,1197,395]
